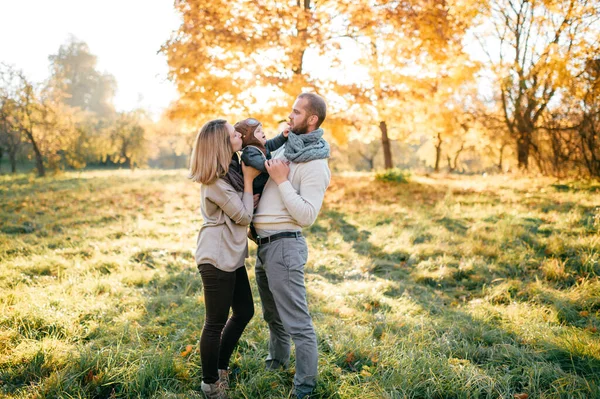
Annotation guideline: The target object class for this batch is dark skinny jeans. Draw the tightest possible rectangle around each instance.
[198,263,254,384]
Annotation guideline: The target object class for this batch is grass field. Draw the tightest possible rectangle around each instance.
[1,170,599,398]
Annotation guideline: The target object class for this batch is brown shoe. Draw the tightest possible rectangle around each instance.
[218,369,230,389]
[201,380,228,399]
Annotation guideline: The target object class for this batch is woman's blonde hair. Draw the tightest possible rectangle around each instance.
[188,119,233,184]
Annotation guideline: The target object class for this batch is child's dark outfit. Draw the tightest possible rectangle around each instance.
[234,119,287,196]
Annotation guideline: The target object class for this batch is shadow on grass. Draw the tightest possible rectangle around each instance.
[376,273,600,395]
[320,209,410,263]
[436,216,469,234]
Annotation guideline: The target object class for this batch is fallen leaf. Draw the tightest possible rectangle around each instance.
[85,370,95,383]
[514,394,528,399]
[180,344,194,357]
[345,351,356,364]
[579,311,589,317]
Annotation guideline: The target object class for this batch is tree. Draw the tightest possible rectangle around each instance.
[108,111,148,170]
[0,66,46,176]
[45,37,120,167]
[162,0,480,170]
[48,35,116,119]
[0,63,88,176]
[476,0,600,170]
[0,93,22,173]
[311,0,480,169]
[538,57,600,177]
[36,93,85,171]
[161,0,334,127]
[146,114,193,168]
[577,59,600,177]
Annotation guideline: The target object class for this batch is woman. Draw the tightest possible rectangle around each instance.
[189,119,261,399]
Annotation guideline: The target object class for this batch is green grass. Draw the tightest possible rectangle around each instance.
[374,168,410,183]
[1,170,599,398]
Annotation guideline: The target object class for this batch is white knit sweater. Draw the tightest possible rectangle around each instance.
[253,146,331,234]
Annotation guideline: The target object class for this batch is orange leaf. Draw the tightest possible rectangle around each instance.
[345,351,356,364]
[514,394,528,399]
[180,344,194,357]
[579,311,589,317]
[85,370,95,383]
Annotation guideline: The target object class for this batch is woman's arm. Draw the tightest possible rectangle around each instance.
[207,181,254,226]
[206,163,261,226]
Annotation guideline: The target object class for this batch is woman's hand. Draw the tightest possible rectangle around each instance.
[242,162,261,181]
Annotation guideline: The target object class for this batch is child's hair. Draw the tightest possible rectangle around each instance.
[188,119,232,184]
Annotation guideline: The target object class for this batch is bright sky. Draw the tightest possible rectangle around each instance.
[0,0,181,117]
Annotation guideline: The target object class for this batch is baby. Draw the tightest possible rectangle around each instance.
[234,118,289,196]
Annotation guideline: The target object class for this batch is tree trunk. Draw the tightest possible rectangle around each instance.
[24,131,45,177]
[33,143,46,177]
[498,143,506,172]
[446,143,465,173]
[9,150,17,173]
[290,0,309,77]
[380,120,393,169]
[434,133,442,172]
[357,150,376,171]
[517,131,530,170]
[32,142,45,177]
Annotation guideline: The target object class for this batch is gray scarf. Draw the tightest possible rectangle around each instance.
[284,128,330,163]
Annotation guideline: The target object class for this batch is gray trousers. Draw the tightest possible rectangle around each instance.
[255,235,317,395]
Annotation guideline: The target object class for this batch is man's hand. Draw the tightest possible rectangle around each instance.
[265,159,290,185]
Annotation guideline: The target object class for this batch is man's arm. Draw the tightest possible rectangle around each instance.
[265,159,330,227]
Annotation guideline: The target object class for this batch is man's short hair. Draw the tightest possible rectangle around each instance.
[298,92,326,128]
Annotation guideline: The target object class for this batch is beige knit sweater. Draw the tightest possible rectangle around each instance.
[253,146,331,233]
[195,178,254,272]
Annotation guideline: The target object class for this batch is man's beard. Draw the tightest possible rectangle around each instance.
[291,118,310,135]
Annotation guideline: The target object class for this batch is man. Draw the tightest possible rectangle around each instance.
[253,92,331,399]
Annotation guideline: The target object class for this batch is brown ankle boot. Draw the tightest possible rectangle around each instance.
[201,380,228,399]
[217,369,230,389]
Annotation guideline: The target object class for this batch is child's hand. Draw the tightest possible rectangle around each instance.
[282,123,291,138]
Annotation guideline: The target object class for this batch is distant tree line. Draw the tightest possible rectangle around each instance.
[0,37,189,177]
